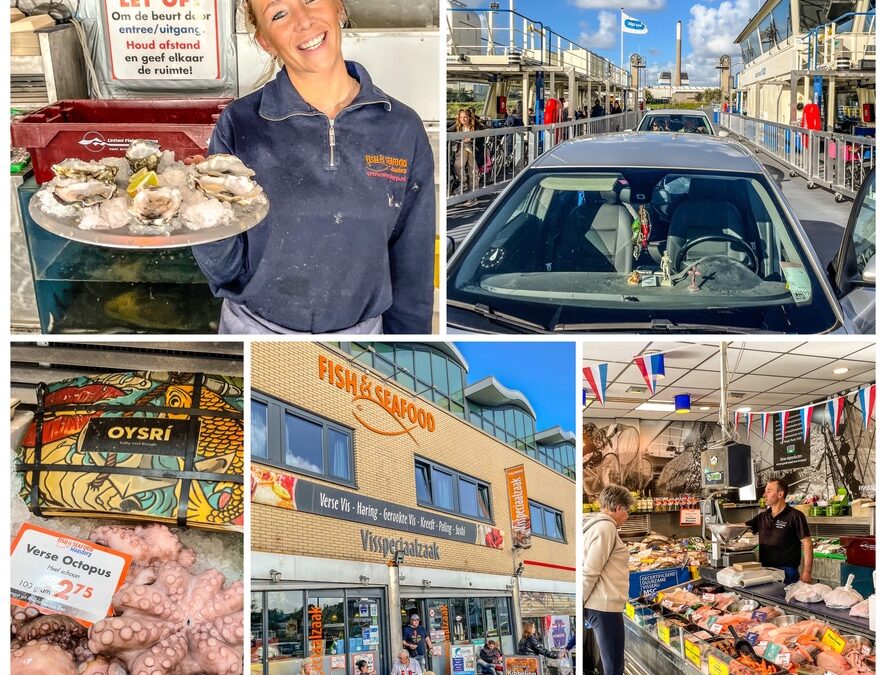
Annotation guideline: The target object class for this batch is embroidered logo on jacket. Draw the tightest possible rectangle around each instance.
[365,154,408,182]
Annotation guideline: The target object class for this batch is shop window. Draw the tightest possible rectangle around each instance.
[415,458,493,523]
[374,343,395,377]
[308,596,346,655]
[253,393,355,487]
[496,597,511,636]
[432,353,449,395]
[450,599,468,641]
[252,399,268,458]
[529,500,566,542]
[251,592,264,667]
[267,591,305,661]
[415,350,433,389]
[468,598,484,639]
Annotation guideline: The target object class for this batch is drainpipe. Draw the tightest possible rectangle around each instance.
[718,342,729,441]
[387,559,402,665]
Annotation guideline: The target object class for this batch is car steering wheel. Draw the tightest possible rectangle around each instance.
[673,234,759,274]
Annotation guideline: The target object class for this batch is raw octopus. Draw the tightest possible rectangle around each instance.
[88,561,243,675]
[10,524,241,675]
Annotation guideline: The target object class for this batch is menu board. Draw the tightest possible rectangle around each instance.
[772,413,811,470]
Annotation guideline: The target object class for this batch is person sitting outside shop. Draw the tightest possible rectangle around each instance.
[478,639,504,675]
[391,650,423,675]
[518,622,560,661]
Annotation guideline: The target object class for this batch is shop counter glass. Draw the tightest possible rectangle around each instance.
[18,176,221,333]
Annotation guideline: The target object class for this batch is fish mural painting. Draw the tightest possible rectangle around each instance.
[17,371,244,531]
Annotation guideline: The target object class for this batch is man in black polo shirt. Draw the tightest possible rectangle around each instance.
[745,478,812,585]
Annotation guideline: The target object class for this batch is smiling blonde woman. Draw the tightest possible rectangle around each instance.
[191,0,435,335]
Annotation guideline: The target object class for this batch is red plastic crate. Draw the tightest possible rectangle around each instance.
[11,98,232,184]
[840,536,875,568]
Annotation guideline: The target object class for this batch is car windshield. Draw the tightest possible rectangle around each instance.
[639,114,712,134]
[448,168,840,333]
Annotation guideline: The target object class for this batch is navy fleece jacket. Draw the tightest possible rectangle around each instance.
[191,62,435,333]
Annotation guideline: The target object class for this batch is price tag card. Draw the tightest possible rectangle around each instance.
[708,654,729,675]
[624,603,636,621]
[702,593,716,603]
[763,642,782,662]
[684,639,701,668]
[821,628,847,654]
[657,622,670,645]
[662,599,674,609]
[709,622,723,635]
[680,508,702,526]
[10,523,131,626]
[751,610,768,623]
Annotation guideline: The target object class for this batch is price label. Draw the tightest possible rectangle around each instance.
[657,622,670,644]
[624,603,635,621]
[702,593,716,602]
[776,653,791,667]
[662,599,674,609]
[763,642,782,662]
[821,628,847,654]
[746,632,759,646]
[708,655,729,675]
[10,523,131,626]
[710,622,723,635]
[751,610,768,623]
[684,640,701,668]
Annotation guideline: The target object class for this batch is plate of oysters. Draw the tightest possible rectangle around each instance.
[28,139,269,248]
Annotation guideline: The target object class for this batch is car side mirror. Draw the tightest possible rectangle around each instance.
[862,253,876,284]
[447,235,456,259]
[718,130,730,138]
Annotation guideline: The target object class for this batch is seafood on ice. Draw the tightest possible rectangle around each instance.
[129,186,183,226]
[51,158,118,183]
[52,179,117,208]
[188,154,263,206]
[124,139,163,173]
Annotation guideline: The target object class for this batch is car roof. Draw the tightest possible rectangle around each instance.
[533,132,763,172]
[642,109,709,117]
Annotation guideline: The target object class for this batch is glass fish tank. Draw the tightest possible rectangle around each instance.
[18,176,221,333]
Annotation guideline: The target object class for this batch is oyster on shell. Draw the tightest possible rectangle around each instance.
[193,153,255,177]
[53,178,117,207]
[125,139,163,173]
[129,186,183,225]
[189,173,263,205]
[51,158,117,183]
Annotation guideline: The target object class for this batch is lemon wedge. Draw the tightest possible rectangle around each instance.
[127,169,159,197]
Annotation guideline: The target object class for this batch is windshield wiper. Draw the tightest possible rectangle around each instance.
[554,319,777,334]
[447,300,548,333]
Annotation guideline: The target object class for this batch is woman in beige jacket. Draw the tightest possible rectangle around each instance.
[583,485,634,675]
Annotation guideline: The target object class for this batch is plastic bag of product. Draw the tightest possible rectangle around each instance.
[824,575,864,609]
[786,581,832,603]
[849,598,870,617]
[716,567,743,588]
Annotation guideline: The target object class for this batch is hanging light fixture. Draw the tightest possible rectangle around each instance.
[674,394,691,414]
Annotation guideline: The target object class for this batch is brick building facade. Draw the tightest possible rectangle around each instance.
[251,342,576,675]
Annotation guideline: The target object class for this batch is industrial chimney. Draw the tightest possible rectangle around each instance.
[675,20,682,88]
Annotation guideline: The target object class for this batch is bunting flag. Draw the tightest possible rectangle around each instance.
[733,411,740,433]
[826,396,845,435]
[859,384,876,429]
[746,412,754,438]
[761,412,771,437]
[779,410,790,443]
[634,354,663,395]
[583,364,608,407]
[800,405,814,442]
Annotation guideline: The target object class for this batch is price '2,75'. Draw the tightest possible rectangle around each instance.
[53,580,94,600]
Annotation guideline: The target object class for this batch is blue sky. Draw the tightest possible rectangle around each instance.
[455,342,576,433]
[458,0,764,86]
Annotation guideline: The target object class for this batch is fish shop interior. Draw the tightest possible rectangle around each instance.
[582,340,875,675]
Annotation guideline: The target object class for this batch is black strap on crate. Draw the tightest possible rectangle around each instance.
[28,383,47,517]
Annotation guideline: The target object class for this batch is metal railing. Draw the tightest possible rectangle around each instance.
[446,111,641,205]
[447,7,629,86]
[720,113,875,201]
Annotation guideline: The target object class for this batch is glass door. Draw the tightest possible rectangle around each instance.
[346,590,387,675]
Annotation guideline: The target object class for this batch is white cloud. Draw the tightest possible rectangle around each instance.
[676,0,757,86]
[579,10,618,50]
[572,0,665,9]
